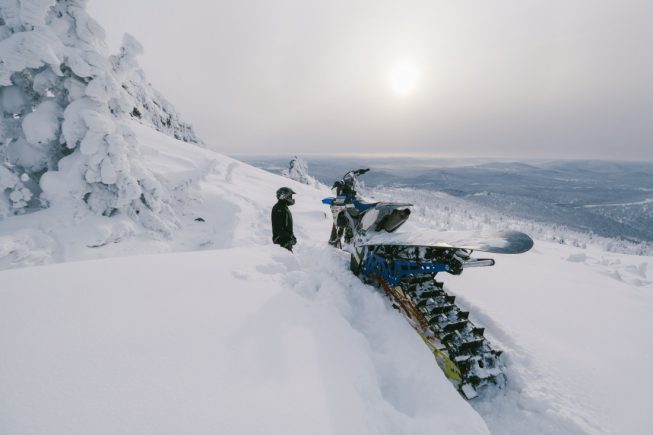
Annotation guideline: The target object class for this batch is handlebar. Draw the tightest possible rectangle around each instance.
[332,168,370,193]
[343,168,370,180]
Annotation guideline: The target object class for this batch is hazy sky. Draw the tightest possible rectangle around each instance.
[88,0,653,159]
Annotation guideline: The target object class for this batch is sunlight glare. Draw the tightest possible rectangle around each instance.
[388,60,420,97]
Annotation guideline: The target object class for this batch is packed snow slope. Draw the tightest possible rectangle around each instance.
[1,122,488,435]
[2,123,653,434]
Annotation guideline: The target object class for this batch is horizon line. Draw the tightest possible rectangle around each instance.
[227,152,653,163]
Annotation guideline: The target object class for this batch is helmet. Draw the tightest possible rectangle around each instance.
[276,187,296,204]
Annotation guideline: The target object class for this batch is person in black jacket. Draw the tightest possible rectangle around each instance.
[271,187,296,252]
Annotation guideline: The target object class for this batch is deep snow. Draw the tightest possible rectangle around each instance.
[1,247,489,435]
[1,123,652,434]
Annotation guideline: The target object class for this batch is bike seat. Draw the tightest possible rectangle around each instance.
[353,200,379,212]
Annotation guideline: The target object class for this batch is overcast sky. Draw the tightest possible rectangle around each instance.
[88,0,653,160]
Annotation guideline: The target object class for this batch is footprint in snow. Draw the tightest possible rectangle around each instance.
[231,270,249,280]
[566,253,587,263]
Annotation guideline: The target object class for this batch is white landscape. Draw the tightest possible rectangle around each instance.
[2,122,653,435]
[2,2,653,435]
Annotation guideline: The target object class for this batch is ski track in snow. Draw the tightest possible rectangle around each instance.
[2,124,653,434]
[449,243,653,435]
[285,243,490,435]
[449,291,599,435]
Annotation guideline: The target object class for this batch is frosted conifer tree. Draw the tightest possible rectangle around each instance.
[0,0,198,233]
[111,34,201,144]
[282,156,320,188]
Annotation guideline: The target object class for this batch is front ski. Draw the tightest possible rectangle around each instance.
[364,229,534,254]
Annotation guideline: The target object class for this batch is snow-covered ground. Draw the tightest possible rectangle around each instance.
[455,241,653,434]
[2,123,652,434]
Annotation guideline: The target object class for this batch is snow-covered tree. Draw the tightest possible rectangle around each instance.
[282,156,320,188]
[122,70,201,144]
[0,0,199,233]
[111,34,201,144]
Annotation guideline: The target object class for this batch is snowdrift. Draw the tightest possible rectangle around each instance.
[1,247,485,434]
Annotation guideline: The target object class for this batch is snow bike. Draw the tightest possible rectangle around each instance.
[322,168,412,248]
[322,169,534,399]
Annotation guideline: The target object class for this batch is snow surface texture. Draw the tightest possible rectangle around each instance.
[0,0,199,228]
[2,123,652,434]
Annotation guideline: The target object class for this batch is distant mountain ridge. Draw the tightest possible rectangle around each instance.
[243,156,653,245]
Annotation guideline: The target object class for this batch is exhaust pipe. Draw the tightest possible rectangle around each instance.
[378,208,411,232]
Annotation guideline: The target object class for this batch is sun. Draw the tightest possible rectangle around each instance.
[388,60,420,97]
